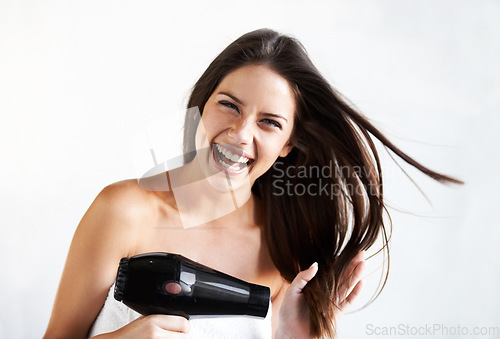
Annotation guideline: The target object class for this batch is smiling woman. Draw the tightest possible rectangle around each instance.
[44,28,462,339]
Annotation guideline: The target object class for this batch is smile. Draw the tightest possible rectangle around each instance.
[212,143,254,174]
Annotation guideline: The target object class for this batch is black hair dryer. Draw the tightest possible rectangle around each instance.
[114,252,270,319]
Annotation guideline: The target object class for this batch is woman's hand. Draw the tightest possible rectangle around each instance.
[274,262,319,339]
[333,251,366,317]
[275,251,366,338]
[92,314,190,339]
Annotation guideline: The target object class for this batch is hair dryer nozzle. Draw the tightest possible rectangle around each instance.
[114,257,129,302]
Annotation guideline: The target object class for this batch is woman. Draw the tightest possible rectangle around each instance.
[44,28,461,338]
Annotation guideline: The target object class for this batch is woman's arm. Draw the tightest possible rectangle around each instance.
[44,182,143,338]
[44,181,189,338]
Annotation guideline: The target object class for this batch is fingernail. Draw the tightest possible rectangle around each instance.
[310,262,318,269]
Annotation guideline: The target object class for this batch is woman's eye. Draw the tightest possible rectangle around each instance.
[262,119,282,129]
[219,101,239,112]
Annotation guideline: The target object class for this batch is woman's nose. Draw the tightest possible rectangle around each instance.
[228,119,253,145]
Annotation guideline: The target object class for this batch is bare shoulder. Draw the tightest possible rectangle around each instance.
[86,179,159,240]
[68,178,163,273]
[97,179,156,217]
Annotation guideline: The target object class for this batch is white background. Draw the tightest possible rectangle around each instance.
[1,1,499,338]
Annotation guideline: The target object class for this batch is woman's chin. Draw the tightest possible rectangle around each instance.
[207,156,252,193]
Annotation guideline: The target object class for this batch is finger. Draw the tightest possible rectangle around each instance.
[290,262,319,294]
[340,278,364,309]
[337,251,365,293]
[338,259,366,301]
[341,251,365,280]
[150,314,191,333]
[345,251,366,276]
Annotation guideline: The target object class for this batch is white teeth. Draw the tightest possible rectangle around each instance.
[215,144,250,164]
[218,159,230,168]
[218,159,239,169]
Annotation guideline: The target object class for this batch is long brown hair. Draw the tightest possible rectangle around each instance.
[183,28,462,338]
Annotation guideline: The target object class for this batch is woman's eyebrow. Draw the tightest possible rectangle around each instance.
[218,91,244,105]
[262,112,288,123]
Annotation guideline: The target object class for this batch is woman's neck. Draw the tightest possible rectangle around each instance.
[166,157,257,229]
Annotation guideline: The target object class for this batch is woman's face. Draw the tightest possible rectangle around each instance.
[195,64,296,188]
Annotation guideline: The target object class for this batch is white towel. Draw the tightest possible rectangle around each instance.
[88,284,272,338]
